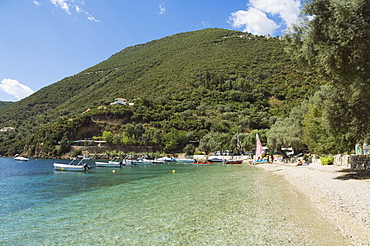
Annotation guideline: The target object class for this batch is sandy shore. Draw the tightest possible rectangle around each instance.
[255,162,370,245]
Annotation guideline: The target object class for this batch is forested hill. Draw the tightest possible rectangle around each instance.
[0,28,324,156]
[0,101,12,112]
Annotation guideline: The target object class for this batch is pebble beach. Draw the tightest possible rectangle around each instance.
[256,162,370,246]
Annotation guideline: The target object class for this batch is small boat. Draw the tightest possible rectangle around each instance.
[14,156,29,161]
[191,161,212,165]
[151,159,165,164]
[53,158,92,171]
[133,158,152,165]
[95,157,123,167]
[157,157,176,162]
[175,158,195,163]
[208,157,224,162]
[251,159,269,165]
[224,159,243,164]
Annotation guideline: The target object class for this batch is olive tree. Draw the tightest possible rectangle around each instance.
[285,0,370,144]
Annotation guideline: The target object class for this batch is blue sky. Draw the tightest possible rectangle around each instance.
[0,0,301,101]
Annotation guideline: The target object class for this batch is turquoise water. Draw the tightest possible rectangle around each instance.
[0,157,347,245]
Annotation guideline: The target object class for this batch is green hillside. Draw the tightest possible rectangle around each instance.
[0,101,12,111]
[0,28,324,157]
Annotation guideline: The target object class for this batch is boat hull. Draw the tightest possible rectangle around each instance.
[224,160,243,164]
[175,158,195,163]
[95,161,121,167]
[53,163,90,171]
[192,161,212,165]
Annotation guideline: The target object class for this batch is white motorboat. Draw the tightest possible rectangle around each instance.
[53,158,92,172]
[151,159,165,164]
[156,157,176,162]
[14,156,29,161]
[95,157,123,167]
[175,158,195,163]
[133,158,152,165]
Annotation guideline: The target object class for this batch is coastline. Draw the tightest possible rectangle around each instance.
[255,161,370,246]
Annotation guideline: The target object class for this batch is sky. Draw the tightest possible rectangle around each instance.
[0,0,301,101]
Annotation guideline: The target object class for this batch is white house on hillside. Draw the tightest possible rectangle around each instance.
[110,98,127,105]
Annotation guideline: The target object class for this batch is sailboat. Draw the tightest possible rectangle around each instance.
[251,133,268,164]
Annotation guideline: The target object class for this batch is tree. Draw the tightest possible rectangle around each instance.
[286,0,370,86]
[267,102,308,156]
[302,86,352,154]
[285,0,370,144]
[102,131,114,146]
[183,144,195,156]
[59,135,71,154]
[162,131,188,153]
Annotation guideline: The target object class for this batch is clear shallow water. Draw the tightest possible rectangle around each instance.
[0,157,348,245]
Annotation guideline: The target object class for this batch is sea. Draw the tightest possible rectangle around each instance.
[0,157,349,245]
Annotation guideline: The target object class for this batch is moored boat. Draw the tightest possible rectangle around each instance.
[151,159,165,164]
[157,157,176,162]
[208,157,224,162]
[224,159,243,164]
[53,158,92,171]
[191,161,212,165]
[14,156,29,162]
[175,158,195,163]
[95,157,123,167]
[133,158,152,165]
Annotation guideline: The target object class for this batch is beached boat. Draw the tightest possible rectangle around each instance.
[224,159,243,164]
[14,156,29,161]
[95,157,123,167]
[250,159,270,165]
[53,158,92,171]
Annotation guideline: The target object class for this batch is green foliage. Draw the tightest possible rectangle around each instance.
[162,130,189,153]
[72,149,82,157]
[286,0,370,148]
[301,86,351,154]
[267,102,308,154]
[320,155,334,165]
[0,101,12,112]
[102,131,114,146]
[183,144,195,156]
[0,28,325,156]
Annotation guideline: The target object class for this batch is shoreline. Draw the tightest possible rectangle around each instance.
[255,162,370,245]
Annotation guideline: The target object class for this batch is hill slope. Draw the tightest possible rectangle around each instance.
[0,28,323,156]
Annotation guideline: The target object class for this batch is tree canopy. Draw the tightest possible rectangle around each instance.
[284,0,370,148]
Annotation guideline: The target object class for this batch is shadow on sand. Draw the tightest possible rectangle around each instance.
[335,168,370,180]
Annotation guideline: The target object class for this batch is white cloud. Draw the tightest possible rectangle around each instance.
[228,0,301,35]
[0,79,34,100]
[33,1,41,6]
[74,4,100,22]
[50,0,71,14]
[229,8,278,35]
[250,0,301,27]
[48,0,100,22]
[158,2,166,15]
[201,20,211,27]
[87,15,100,22]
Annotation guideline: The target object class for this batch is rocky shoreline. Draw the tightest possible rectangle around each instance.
[255,162,370,245]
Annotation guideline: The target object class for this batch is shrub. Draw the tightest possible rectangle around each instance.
[320,155,334,165]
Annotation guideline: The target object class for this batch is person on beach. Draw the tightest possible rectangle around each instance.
[296,159,303,166]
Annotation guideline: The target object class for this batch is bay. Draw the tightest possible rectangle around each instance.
[0,157,348,245]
